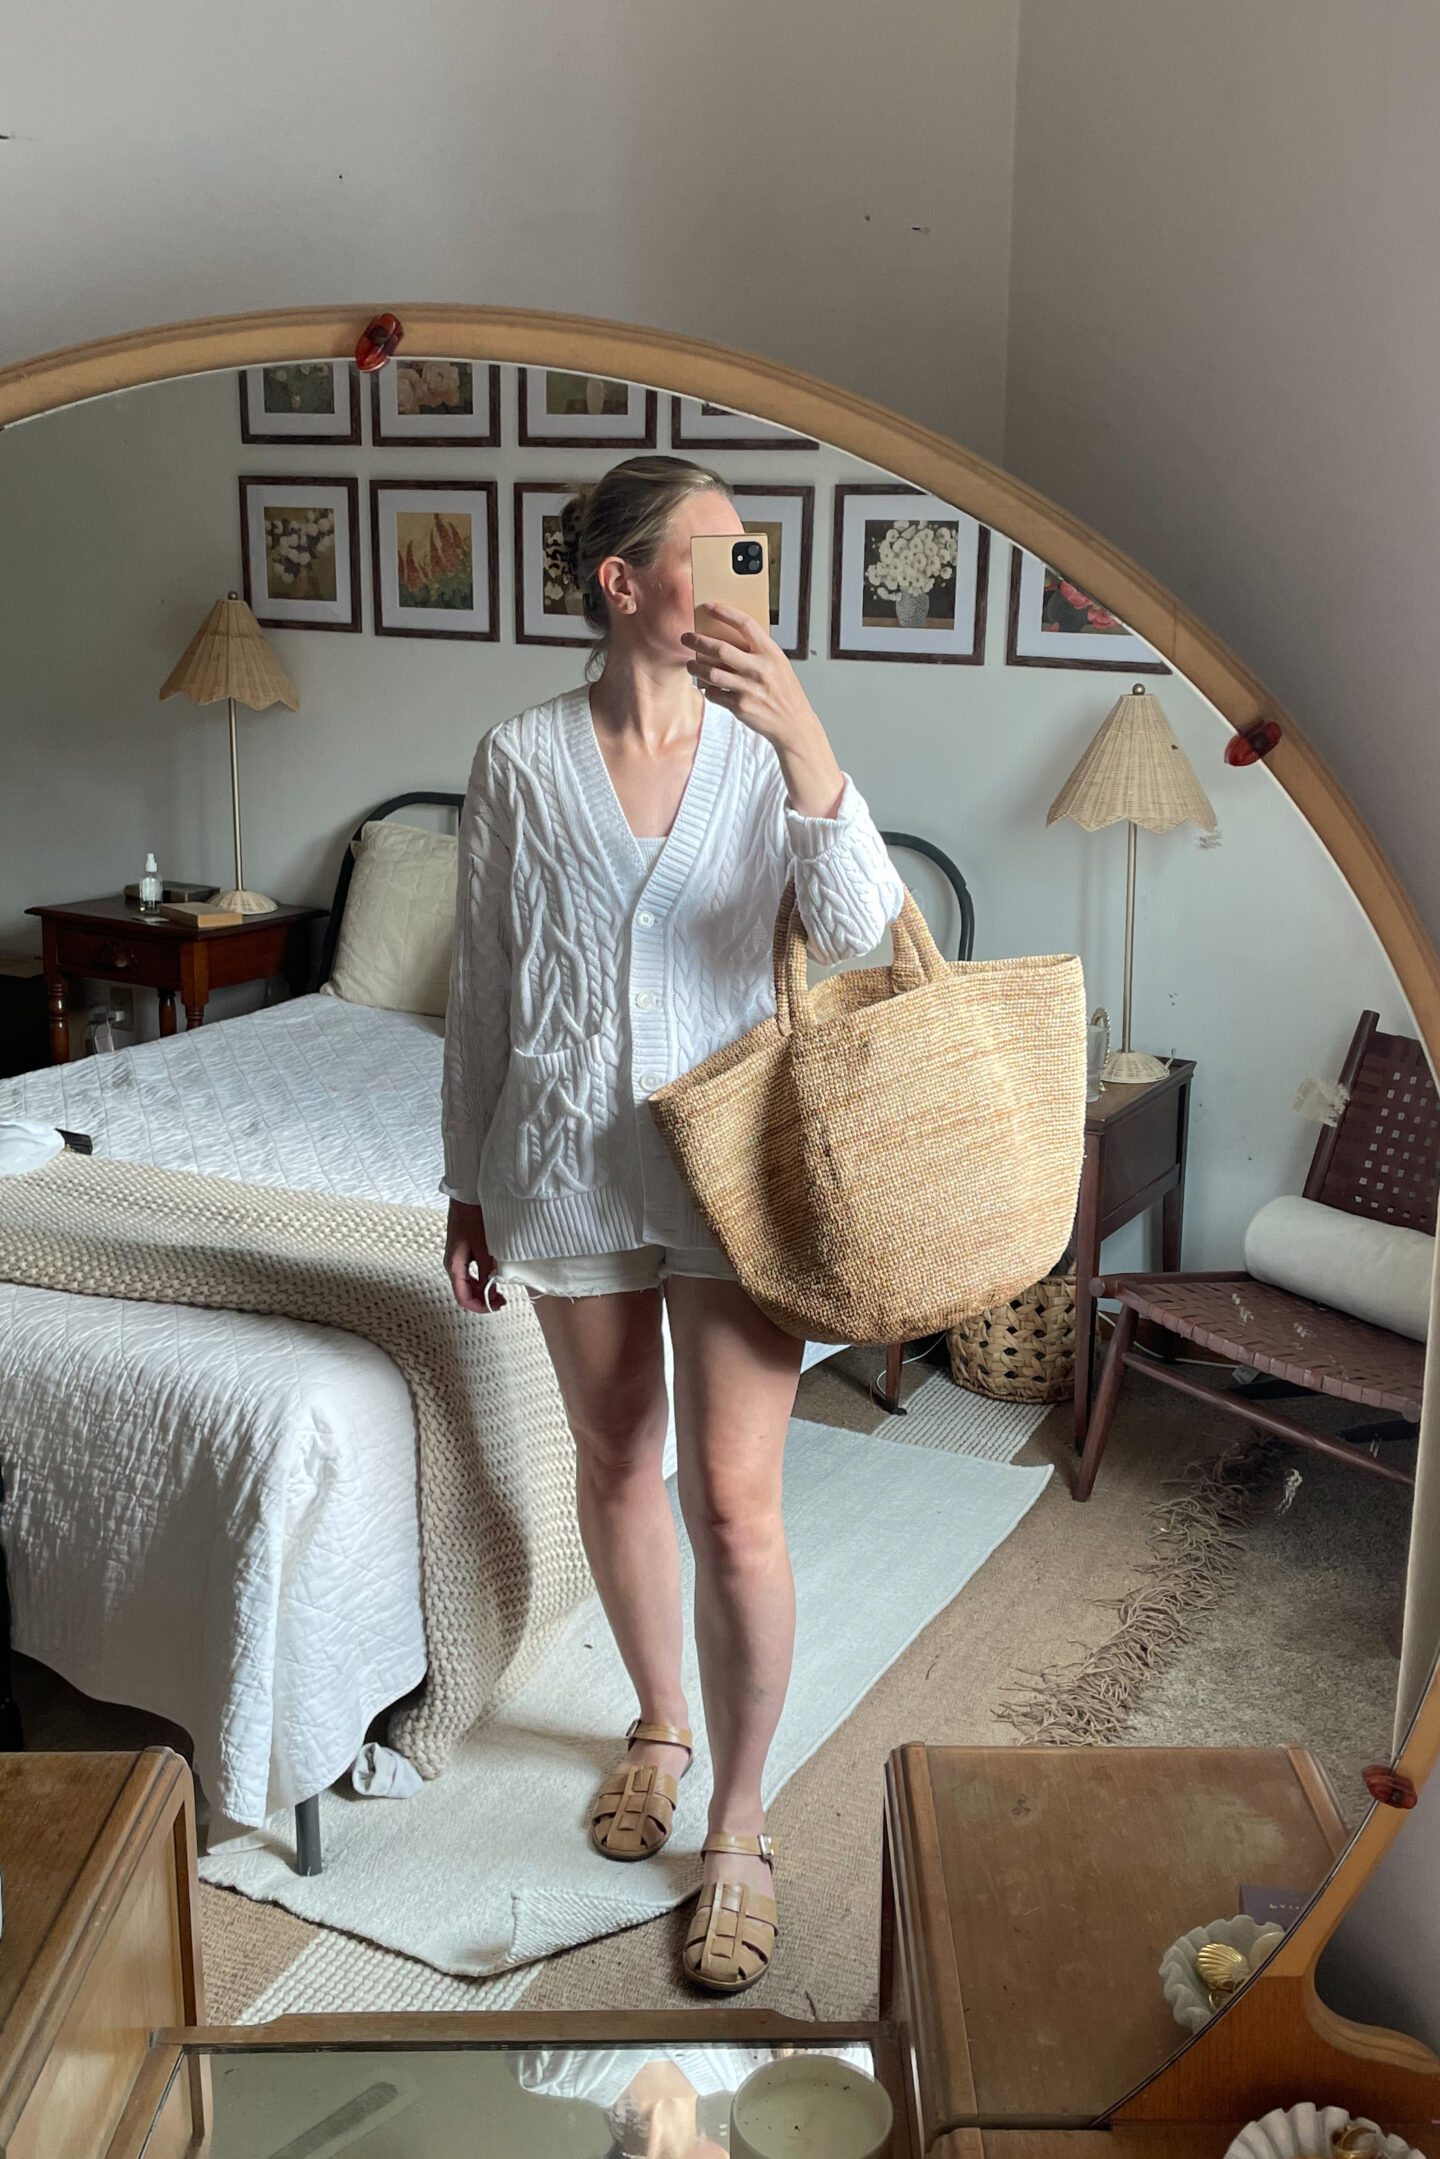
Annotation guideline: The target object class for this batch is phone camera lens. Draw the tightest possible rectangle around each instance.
[734,540,762,574]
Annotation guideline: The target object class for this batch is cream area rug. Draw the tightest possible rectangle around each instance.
[201,1399,1050,1979]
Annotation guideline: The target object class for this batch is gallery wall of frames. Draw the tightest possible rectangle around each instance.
[230,359,1164,671]
[0,359,1414,1274]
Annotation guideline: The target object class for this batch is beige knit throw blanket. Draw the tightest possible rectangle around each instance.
[0,1153,590,1780]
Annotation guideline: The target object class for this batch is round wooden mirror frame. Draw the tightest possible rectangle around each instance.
[3,304,1438,2103]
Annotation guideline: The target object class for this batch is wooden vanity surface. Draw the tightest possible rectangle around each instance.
[0,1749,203,2159]
[883,1744,1351,2141]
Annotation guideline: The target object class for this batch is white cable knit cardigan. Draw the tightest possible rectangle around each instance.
[441,688,906,1259]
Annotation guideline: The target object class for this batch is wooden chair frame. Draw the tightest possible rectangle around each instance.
[1076,1010,1438,1500]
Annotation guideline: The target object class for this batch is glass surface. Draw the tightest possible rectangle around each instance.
[7,353,1426,2131]
[143,2040,878,2158]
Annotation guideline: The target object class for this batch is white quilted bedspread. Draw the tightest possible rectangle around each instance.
[0,996,443,1826]
[0,991,841,1829]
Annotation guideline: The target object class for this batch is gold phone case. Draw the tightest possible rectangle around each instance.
[691,531,770,645]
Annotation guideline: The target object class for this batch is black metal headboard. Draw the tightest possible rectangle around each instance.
[880,830,975,960]
[313,798,975,989]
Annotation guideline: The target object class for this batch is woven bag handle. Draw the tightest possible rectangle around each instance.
[773,879,949,1036]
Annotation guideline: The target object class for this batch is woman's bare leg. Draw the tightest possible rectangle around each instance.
[665,1275,805,1905]
[532,1287,691,1782]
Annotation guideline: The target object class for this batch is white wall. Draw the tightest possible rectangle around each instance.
[1006,0,1440,943]
[2,0,1020,457]
[1005,0,1440,2057]
[0,366,1408,1270]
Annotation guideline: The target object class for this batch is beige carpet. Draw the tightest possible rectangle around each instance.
[194,1349,1248,2020]
[20,1346,1409,2021]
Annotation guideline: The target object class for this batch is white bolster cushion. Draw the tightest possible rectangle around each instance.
[1243,1194,1434,1343]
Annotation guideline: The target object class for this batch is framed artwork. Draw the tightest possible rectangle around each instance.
[369,359,501,448]
[730,485,815,659]
[670,397,817,452]
[369,479,499,641]
[237,363,361,445]
[238,475,361,633]
[1006,547,1170,672]
[517,369,657,448]
[513,482,600,647]
[830,485,989,664]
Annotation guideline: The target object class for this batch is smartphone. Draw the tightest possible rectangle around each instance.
[691,531,770,648]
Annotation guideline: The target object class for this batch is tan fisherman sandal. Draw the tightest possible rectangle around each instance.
[590,1718,693,1860]
[683,1831,778,1993]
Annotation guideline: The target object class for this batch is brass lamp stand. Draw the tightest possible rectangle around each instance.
[159,593,298,913]
[1047,683,1217,1084]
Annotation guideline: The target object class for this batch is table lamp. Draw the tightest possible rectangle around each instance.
[159,593,298,914]
[1047,683,1216,1083]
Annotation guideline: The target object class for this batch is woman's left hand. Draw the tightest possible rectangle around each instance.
[682,604,820,756]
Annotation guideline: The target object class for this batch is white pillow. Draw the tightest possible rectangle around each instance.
[1244,1193,1434,1343]
[323,819,457,1017]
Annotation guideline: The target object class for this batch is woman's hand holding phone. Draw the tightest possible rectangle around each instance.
[683,604,810,743]
[446,1197,504,1311]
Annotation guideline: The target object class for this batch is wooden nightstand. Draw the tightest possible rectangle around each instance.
[1074,1059,1195,1442]
[27,896,324,1064]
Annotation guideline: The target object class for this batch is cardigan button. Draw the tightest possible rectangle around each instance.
[638,1073,662,1092]
[635,991,655,1010]
[636,910,656,928]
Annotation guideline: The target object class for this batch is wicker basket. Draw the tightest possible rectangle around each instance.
[946,1270,1076,1403]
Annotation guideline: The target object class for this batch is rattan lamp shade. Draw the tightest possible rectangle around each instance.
[159,594,298,712]
[1047,685,1215,1084]
[159,594,297,915]
[1046,686,1216,836]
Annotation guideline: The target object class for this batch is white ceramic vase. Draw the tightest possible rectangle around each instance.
[1225,2104,1424,2159]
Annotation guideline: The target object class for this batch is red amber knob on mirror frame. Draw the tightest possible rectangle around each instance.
[1225,715,1283,767]
[356,312,404,371]
[1361,1763,1418,1808]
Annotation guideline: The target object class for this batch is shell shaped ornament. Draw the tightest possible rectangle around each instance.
[1224,2106,1424,2159]
[1195,1940,1250,1998]
[1159,1915,1285,2032]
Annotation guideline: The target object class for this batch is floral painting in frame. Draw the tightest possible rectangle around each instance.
[1006,546,1170,672]
[517,369,657,448]
[670,397,817,452]
[238,475,361,632]
[370,360,502,448]
[730,485,815,659]
[238,363,362,445]
[513,482,601,648]
[370,479,499,641]
[830,485,989,664]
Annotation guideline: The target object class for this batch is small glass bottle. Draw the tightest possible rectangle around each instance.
[139,852,162,907]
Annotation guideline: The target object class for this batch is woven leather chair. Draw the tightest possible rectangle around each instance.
[1075,1010,1438,1500]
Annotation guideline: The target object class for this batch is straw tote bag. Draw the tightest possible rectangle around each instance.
[648,882,1088,1344]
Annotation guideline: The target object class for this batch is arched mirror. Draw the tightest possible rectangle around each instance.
[0,310,1436,2122]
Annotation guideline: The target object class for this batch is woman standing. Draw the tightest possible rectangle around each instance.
[442,455,903,1992]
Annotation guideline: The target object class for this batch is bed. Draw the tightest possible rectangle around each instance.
[0,800,972,1842]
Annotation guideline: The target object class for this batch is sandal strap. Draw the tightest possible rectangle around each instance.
[596,1764,680,1810]
[701,1830,777,1864]
[626,1718,693,1754]
[693,1879,779,1934]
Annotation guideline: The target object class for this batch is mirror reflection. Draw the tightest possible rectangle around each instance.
[162,2038,879,2159]
[0,357,1425,2103]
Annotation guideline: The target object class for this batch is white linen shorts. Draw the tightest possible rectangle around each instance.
[490,1243,738,1302]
